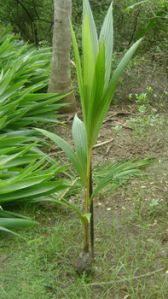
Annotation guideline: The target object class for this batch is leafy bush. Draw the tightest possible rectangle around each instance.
[0,131,67,234]
[0,31,50,81]
[0,32,66,130]
[0,32,69,234]
[0,132,66,204]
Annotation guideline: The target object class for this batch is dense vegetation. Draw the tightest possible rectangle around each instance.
[0,32,68,233]
[1,0,167,52]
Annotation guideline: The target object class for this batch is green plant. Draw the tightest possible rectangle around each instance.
[128,86,154,113]
[0,131,67,234]
[0,209,37,236]
[0,32,66,130]
[37,0,149,271]
[0,31,73,235]
[147,198,165,218]
[0,31,50,81]
[112,124,123,138]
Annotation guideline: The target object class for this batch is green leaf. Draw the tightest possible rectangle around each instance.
[72,115,87,180]
[0,226,20,236]
[105,38,143,102]
[87,41,106,147]
[125,0,149,12]
[82,13,96,112]
[71,24,84,116]
[91,38,143,145]
[0,176,50,194]
[51,198,87,225]
[100,3,113,85]
[83,0,99,57]
[0,182,65,203]
[82,213,91,223]
[0,207,37,236]
[36,128,85,183]
[0,218,37,229]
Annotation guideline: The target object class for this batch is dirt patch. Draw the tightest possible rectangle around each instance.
[53,105,167,159]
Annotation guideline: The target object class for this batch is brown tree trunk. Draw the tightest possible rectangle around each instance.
[48,0,76,112]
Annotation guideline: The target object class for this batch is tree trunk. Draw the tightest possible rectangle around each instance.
[48,0,76,112]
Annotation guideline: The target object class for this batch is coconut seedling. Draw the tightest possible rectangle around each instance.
[37,0,146,272]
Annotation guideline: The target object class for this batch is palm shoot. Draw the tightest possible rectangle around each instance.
[38,0,145,271]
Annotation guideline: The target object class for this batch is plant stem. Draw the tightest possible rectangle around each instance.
[83,182,90,253]
[89,164,94,258]
[83,148,92,253]
[83,219,89,252]
[86,149,94,258]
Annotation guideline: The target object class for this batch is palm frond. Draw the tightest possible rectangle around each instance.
[71,0,142,149]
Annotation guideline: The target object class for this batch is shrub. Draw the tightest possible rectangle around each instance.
[0,32,66,130]
[0,32,68,234]
[0,131,67,234]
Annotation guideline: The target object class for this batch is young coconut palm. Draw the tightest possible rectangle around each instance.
[37,0,145,272]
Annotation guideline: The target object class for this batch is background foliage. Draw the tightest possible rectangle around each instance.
[1,0,167,104]
[0,0,167,53]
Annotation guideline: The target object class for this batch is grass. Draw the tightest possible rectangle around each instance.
[1,110,168,299]
[0,197,168,299]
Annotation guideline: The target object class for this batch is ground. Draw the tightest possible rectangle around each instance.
[1,104,168,299]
